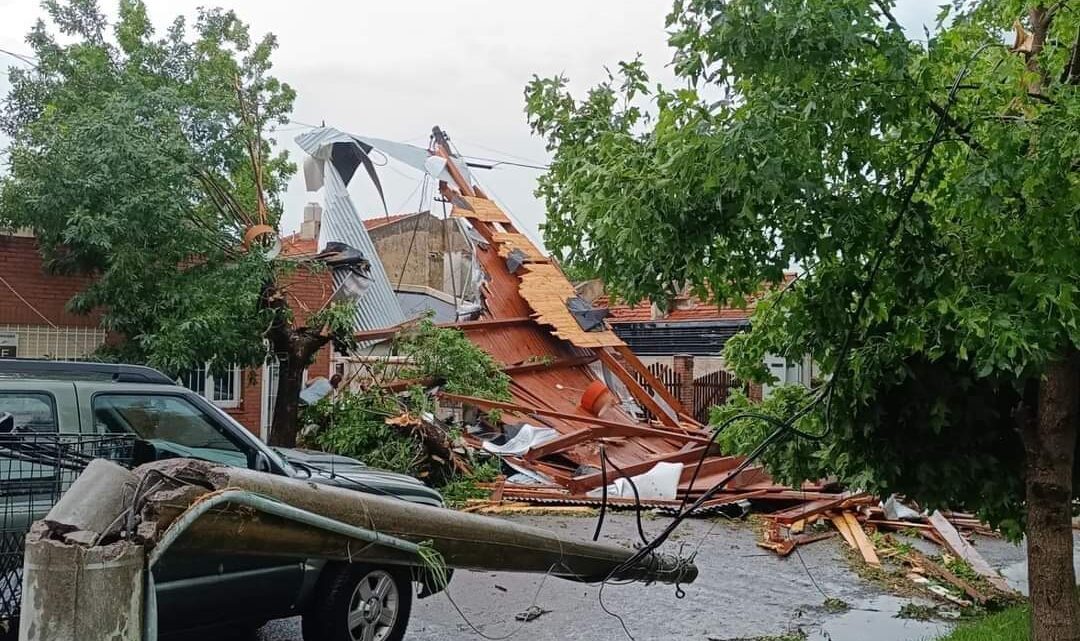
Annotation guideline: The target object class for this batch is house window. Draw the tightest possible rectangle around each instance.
[178,364,241,409]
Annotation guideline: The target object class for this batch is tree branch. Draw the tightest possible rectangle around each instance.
[929,101,984,153]
[872,0,904,33]
[1062,24,1080,85]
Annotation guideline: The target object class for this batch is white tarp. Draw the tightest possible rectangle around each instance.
[587,462,685,501]
[482,424,558,457]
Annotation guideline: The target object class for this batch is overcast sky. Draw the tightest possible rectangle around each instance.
[1,0,936,248]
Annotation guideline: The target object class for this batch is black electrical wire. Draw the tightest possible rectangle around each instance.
[592,42,1004,641]
[592,443,608,542]
[600,447,650,546]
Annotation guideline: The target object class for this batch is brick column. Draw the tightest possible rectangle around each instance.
[672,354,695,415]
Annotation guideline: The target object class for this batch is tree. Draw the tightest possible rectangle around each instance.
[526,1,1080,638]
[0,0,355,447]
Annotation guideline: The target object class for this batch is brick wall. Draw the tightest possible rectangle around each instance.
[225,367,265,437]
[0,235,102,327]
[280,264,334,382]
[1,233,336,439]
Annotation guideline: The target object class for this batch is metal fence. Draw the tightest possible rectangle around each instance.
[0,433,135,625]
[0,325,107,361]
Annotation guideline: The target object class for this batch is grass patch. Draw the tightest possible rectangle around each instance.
[935,602,1029,640]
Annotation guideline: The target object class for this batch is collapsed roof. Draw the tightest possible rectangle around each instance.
[295,125,816,506]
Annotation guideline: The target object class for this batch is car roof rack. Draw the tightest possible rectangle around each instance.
[0,359,176,385]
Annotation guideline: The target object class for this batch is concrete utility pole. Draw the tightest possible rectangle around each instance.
[19,458,698,641]
[19,460,144,641]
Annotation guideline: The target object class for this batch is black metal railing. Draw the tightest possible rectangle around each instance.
[0,433,134,625]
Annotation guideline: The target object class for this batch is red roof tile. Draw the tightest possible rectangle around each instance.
[363,212,423,231]
[596,274,796,324]
[279,232,318,257]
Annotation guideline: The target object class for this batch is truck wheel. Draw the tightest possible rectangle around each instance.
[303,563,412,641]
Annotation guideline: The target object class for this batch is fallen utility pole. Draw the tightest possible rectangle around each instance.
[20,458,698,641]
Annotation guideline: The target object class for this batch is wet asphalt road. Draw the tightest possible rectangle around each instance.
[179,512,1048,641]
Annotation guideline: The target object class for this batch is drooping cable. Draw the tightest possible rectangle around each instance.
[600,447,650,546]
[592,443,609,542]
[591,42,1004,640]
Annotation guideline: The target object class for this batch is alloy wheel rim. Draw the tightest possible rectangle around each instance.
[347,569,399,641]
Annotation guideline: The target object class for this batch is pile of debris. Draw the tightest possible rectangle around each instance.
[312,128,1014,612]
[759,493,1016,607]
[319,138,857,521]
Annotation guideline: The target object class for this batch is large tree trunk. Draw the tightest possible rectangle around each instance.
[267,332,330,448]
[268,351,307,447]
[1023,352,1080,641]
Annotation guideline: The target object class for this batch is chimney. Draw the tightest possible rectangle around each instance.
[300,202,322,241]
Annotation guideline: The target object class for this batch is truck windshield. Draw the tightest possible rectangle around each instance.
[93,394,243,454]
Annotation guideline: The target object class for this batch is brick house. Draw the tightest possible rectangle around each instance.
[594,285,813,417]
[0,215,333,440]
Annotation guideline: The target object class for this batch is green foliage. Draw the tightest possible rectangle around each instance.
[438,459,502,508]
[0,0,296,373]
[304,389,423,476]
[525,0,1080,534]
[941,555,983,586]
[710,386,831,487]
[395,320,511,401]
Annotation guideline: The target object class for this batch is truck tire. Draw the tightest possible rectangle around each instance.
[303,563,412,641]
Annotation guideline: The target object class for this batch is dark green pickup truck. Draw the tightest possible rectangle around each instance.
[0,360,445,641]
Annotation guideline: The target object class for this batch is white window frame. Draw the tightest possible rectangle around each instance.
[260,359,309,442]
[178,363,243,409]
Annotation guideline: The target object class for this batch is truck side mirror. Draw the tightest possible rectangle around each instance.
[252,451,273,473]
[0,412,13,433]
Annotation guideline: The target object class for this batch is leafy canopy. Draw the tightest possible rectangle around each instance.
[526,0,1080,531]
[0,0,299,373]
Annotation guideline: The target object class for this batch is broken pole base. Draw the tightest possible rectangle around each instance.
[19,535,144,641]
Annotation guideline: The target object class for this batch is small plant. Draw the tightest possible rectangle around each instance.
[438,458,502,508]
[896,602,939,621]
[942,555,981,584]
[822,597,850,613]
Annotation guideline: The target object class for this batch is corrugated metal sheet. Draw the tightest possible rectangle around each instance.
[295,128,406,334]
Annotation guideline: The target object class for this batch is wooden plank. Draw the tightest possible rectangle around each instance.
[439,316,533,331]
[907,549,990,605]
[766,493,856,525]
[843,512,881,567]
[830,513,857,549]
[613,345,689,417]
[928,511,1013,594]
[866,519,934,532]
[438,393,707,440]
[567,446,711,494]
[502,355,598,375]
[596,348,680,427]
[793,531,837,546]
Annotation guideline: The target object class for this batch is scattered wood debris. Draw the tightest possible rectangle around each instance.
[751,494,1015,609]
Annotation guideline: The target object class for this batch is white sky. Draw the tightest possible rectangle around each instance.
[1,0,936,248]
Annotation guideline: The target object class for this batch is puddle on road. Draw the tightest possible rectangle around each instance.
[808,595,951,641]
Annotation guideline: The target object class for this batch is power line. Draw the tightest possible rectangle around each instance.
[0,48,38,68]
[0,273,58,329]
[456,138,549,167]
[463,155,550,171]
